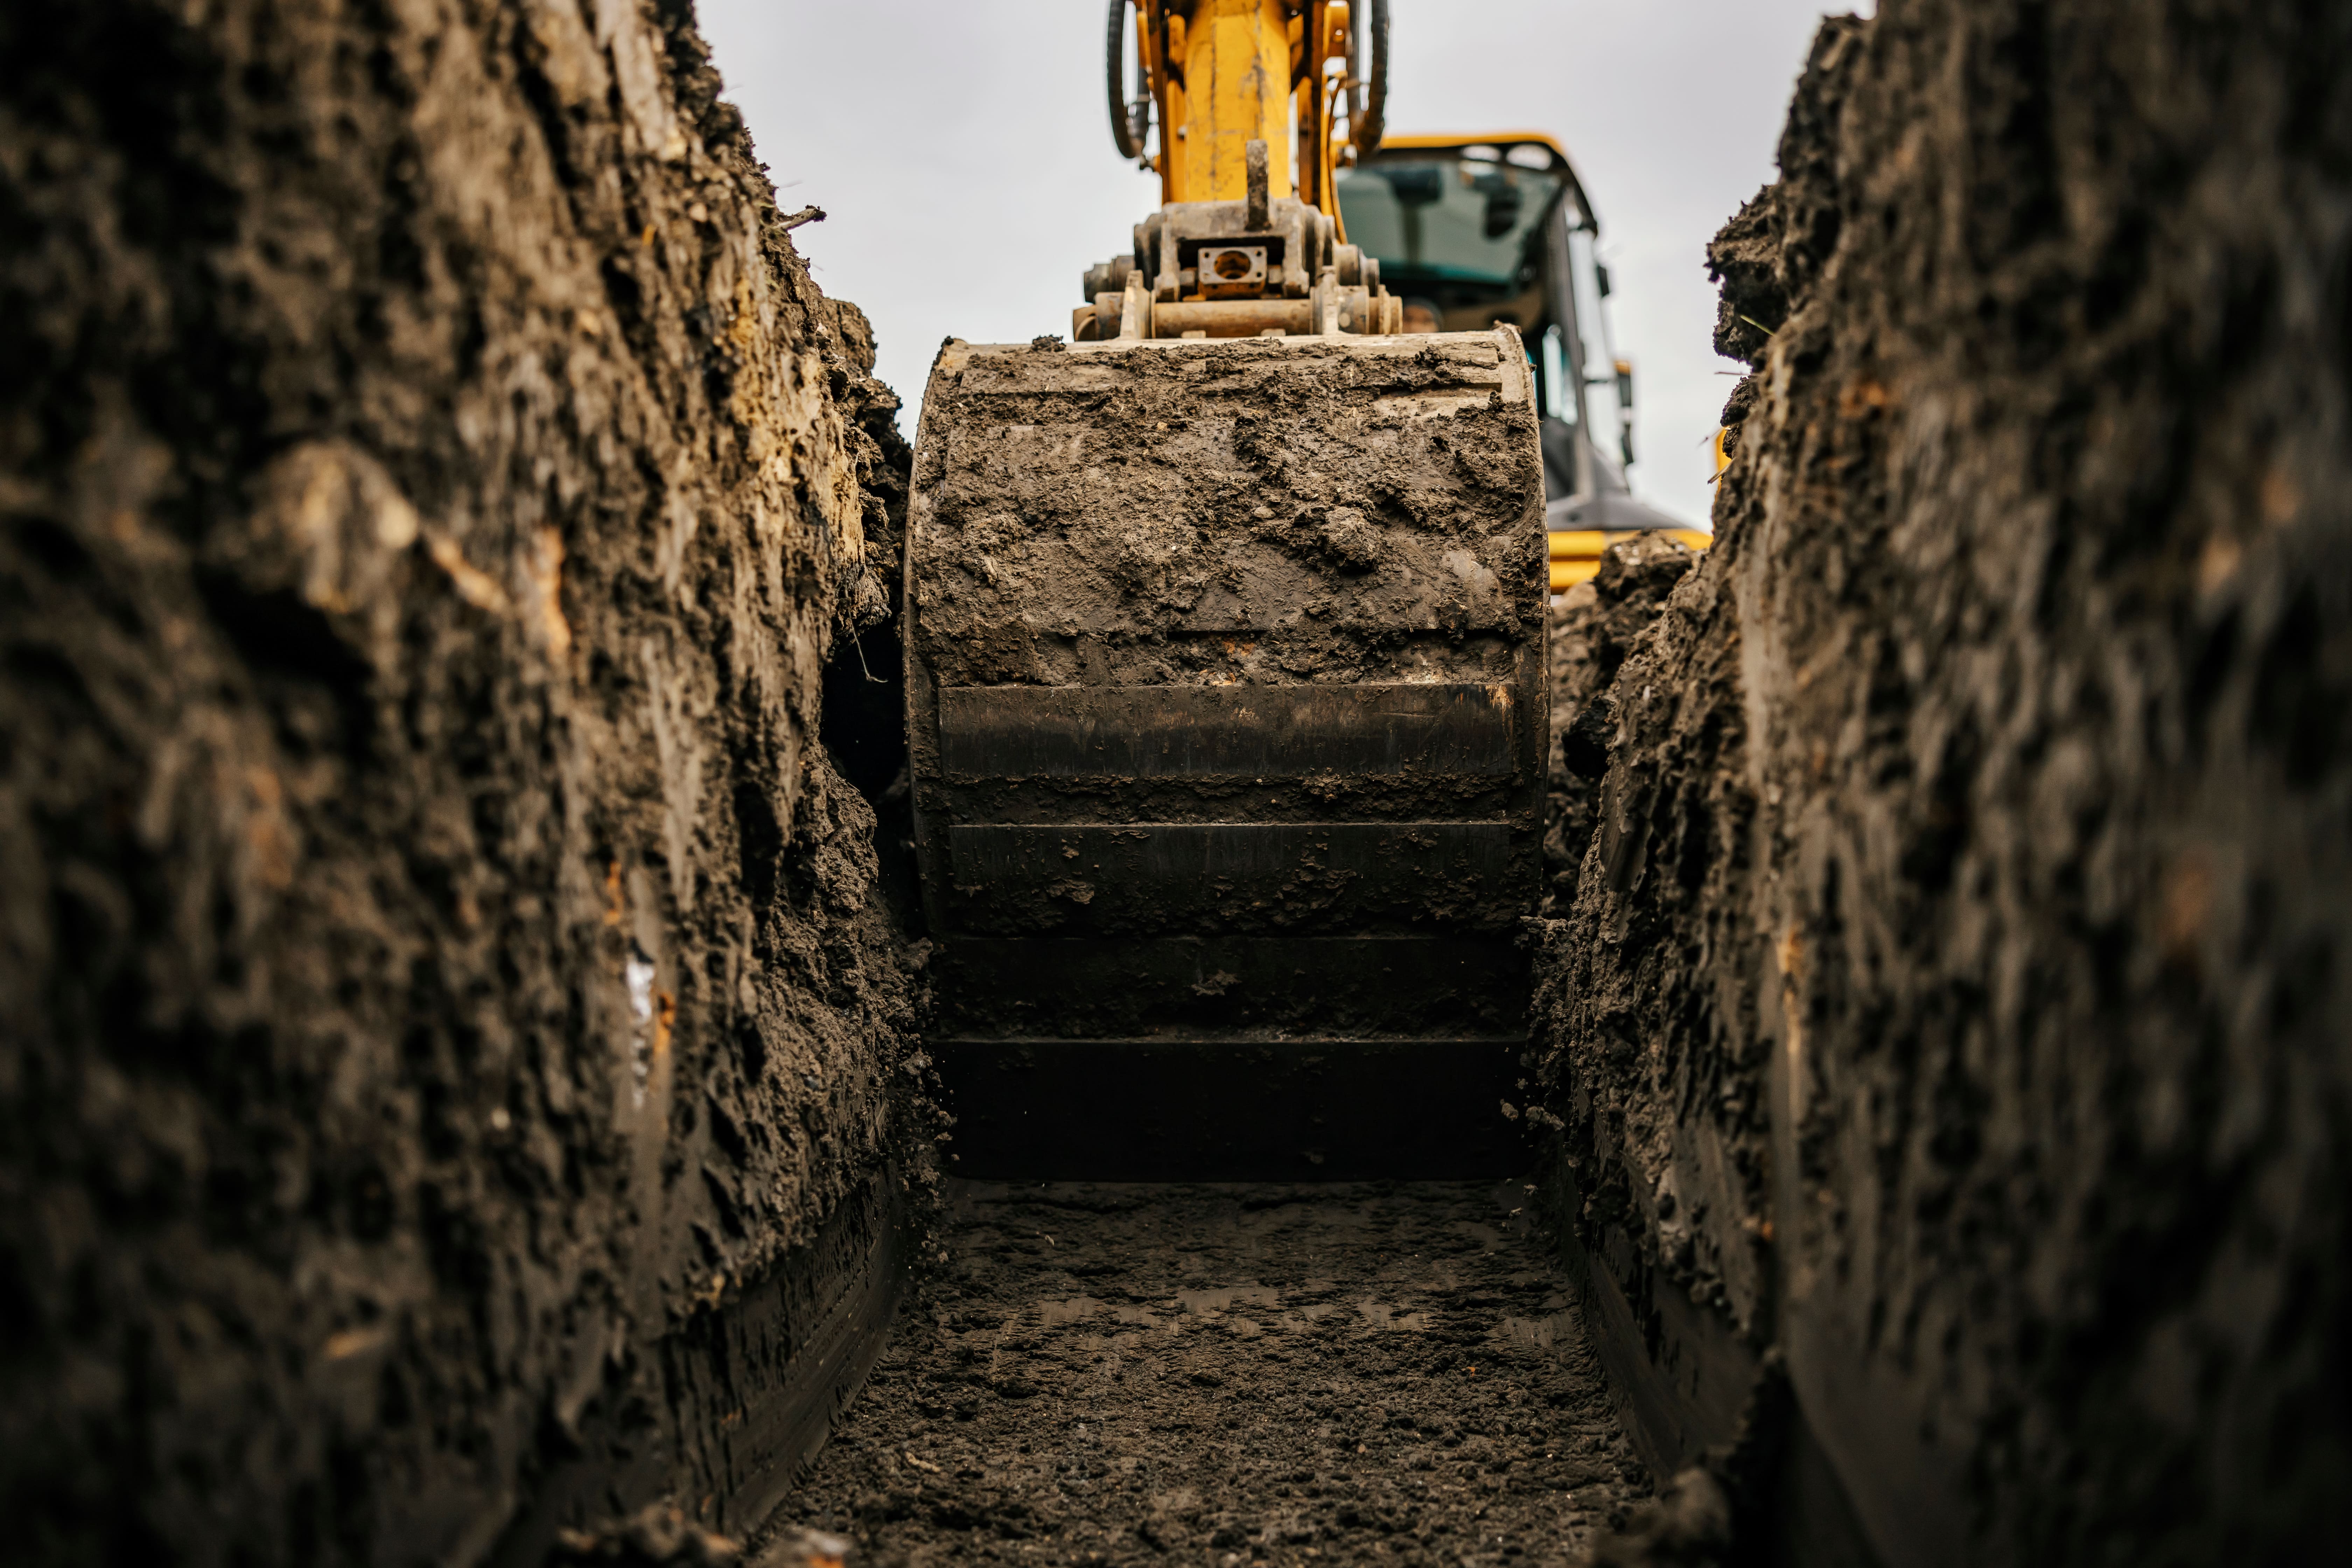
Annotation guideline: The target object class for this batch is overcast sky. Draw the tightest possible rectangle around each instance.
[696,1,1867,531]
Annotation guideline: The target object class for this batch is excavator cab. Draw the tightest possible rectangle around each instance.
[1339,134,1709,589]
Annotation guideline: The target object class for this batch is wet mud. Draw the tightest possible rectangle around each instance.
[1,0,926,1561]
[905,331,1549,875]
[1537,7,2352,1565]
[909,334,1545,693]
[9,0,2352,1564]
[1540,537,1698,918]
[772,1184,1644,1567]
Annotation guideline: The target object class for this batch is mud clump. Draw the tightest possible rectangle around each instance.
[0,0,925,1562]
[1541,6,2352,1565]
[1582,1470,1731,1568]
[775,1184,1644,1566]
[1542,533,1698,914]
[1317,505,1385,569]
[908,334,1545,699]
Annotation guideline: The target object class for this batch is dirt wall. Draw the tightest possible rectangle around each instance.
[1540,5,2352,1564]
[0,2,923,1563]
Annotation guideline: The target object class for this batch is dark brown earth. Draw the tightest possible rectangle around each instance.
[1536,6,2352,1565]
[8,1,2352,1566]
[1540,537,1698,918]
[906,332,1549,891]
[909,333,1545,694]
[1,0,926,1561]
[769,1184,1644,1567]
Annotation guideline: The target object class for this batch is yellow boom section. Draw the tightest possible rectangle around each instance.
[1164,0,1294,204]
[1141,1,1357,220]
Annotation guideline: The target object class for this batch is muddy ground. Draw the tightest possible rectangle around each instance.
[1540,536,1698,918]
[770,1184,1645,1567]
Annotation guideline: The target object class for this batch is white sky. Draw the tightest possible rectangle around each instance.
[696,2,1867,530]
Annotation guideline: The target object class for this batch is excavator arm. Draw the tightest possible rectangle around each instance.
[910,0,1545,1180]
[1076,1,1400,342]
[1110,1,1376,209]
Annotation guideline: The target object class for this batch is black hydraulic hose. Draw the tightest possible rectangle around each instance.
[1356,0,1390,156]
[1107,0,1143,160]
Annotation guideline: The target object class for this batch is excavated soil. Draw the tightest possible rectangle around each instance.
[1,0,926,1560]
[769,1184,1645,1566]
[905,333,1547,858]
[1540,537,1699,918]
[1535,7,2352,1565]
[910,333,1546,698]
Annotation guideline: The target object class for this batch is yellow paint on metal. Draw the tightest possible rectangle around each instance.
[1322,4,1352,59]
[1379,131,1573,163]
[1304,1,1344,222]
[1546,528,1713,593]
[1546,528,1713,561]
[1172,0,1294,205]
[1546,530,1612,559]
[1162,74,1191,200]
[1139,1,1353,220]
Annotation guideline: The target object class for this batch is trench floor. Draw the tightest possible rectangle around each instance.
[772,1182,1649,1567]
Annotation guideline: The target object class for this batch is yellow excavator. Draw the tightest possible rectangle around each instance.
[1076,6,1705,588]
[1332,130,1712,587]
[904,0,1692,1178]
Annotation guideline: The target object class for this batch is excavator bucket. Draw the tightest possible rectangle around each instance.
[906,327,1548,1180]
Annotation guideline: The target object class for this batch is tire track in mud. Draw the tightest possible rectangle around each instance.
[771,1183,1645,1566]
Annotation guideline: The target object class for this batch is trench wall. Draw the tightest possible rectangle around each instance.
[1540,5,2352,1564]
[0,1,924,1563]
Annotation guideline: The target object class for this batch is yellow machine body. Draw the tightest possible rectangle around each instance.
[1548,529,1714,593]
[1078,2,1399,342]
[1376,129,1573,160]
[1334,127,1706,573]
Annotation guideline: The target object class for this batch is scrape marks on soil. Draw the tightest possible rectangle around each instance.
[772,1183,1644,1565]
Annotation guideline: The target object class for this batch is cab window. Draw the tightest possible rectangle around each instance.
[1337,151,1563,333]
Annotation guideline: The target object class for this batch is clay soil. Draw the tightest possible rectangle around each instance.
[769,1183,1645,1567]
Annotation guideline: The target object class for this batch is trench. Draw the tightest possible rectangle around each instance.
[770,1183,1643,1567]
[5,4,2348,1568]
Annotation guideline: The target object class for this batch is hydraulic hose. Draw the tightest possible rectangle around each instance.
[1355,0,1390,156]
[1107,0,1144,160]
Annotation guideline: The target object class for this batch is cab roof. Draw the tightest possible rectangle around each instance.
[1361,133,1598,232]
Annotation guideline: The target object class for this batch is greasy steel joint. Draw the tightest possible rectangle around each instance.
[1073,1,1394,342]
